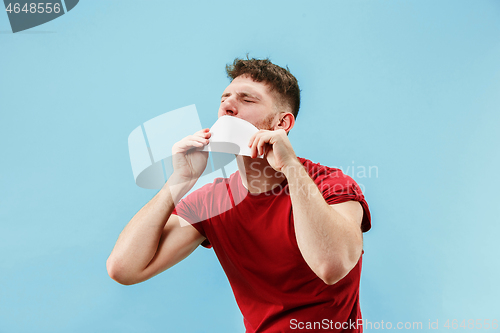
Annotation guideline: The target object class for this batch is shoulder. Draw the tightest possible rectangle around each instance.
[296,157,360,195]
[297,157,348,182]
[184,171,239,199]
[298,157,371,232]
[174,171,239,222]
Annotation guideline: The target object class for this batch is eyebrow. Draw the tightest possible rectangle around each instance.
[221,92,261,100]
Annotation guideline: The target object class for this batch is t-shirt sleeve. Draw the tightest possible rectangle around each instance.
[314,168,371,233]
[171,187,213,248]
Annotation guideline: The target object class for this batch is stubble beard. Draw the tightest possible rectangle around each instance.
[255,111,278,131]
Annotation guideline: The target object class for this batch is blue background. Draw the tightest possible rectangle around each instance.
[1,1,499,332]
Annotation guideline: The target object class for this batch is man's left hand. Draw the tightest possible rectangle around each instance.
[248,129,299,172]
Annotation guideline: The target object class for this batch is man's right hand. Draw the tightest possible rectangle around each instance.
[170,128,211,192]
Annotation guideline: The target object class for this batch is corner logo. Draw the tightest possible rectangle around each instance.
[4,0,79,33]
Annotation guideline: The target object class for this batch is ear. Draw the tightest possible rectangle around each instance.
[274,112,295,134]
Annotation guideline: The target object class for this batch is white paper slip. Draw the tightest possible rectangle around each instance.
[202,115,263,158]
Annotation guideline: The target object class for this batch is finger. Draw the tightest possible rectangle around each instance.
[196,128,210,134]
[194,130,211,139]
[193,134,211,143]
[185,136,210,146]
[181,141,204,151]
[263,144,272,157]
[256,133,272,156]
[250,133,264,157]
[193,128,211,140]
[248,132,260,157]
[248,131,258,148]
[177,139,208,153]
[250,132,264,158]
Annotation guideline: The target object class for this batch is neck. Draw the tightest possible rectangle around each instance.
[236,155,286,194]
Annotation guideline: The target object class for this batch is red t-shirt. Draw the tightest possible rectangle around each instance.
[173,157,371,332]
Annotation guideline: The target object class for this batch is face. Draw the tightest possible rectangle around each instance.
[218,75,281,130]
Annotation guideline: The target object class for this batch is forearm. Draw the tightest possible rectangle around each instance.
[106,177,188,281]
[283,161,363,284]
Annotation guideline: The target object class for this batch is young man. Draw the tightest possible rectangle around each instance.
[107,58,371,332]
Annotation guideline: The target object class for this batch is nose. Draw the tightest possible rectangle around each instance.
[221,96,238,116]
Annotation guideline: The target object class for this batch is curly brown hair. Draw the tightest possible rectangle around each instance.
[225,57,301,119]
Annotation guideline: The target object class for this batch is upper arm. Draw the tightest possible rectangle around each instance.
[134,214,206,284]
[329,200,364,230]
[328,200,364,281]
